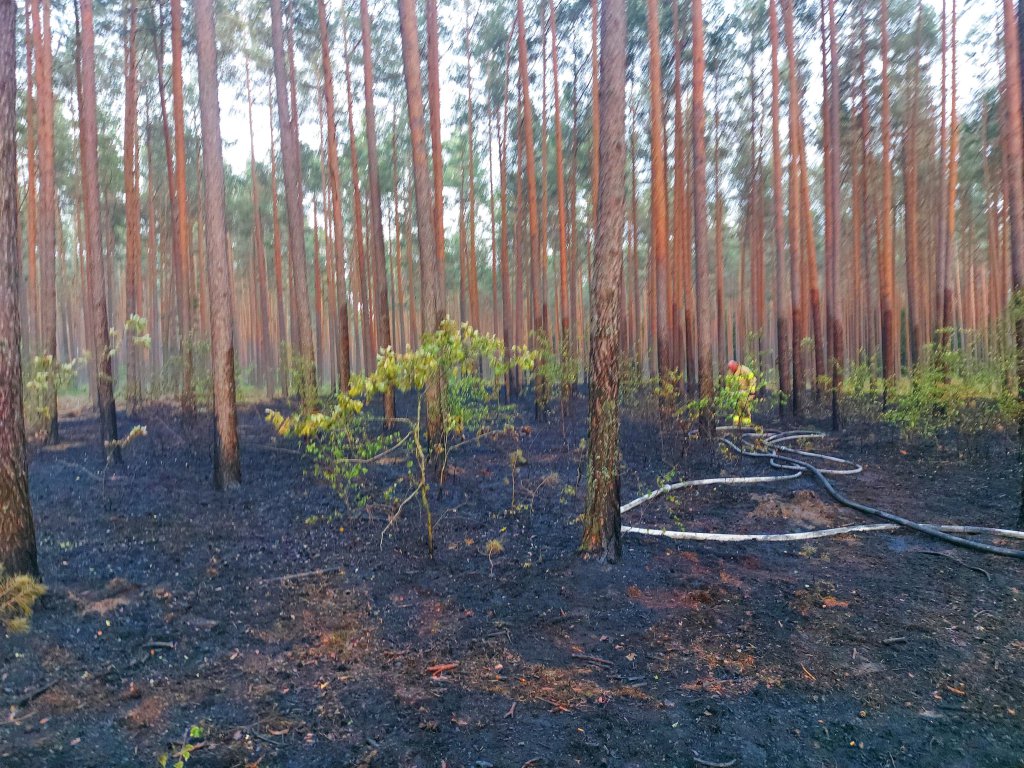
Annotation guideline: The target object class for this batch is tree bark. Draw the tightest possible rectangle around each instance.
[341,35,374,373]
[316,0,351,391]
[79,0,119,462]
[465,7,480,332]
[0,0,38,577]
[646,0,670,379]
[515,0,546,411]
[580,0,626,562]
[123,0,142,414]
[878,0,899,378]
[398,0,443,446]
[693,0,714,436]
[1000,0,1024,524]
[34,0,57,443]
[195,0,240,489]
[781,0,804,413]
[426,0,445,282]
[170,0,195,414]
[270,0,317,405]
[769,0,791,419]
[359,0,395,422]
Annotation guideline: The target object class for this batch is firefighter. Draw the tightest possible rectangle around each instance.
[726,360,757,427]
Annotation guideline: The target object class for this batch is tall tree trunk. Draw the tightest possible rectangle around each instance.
[398,0,443,448]
[825,0,843,429]
[24,2,37,354]
[714,96,725,366]
[498,85,515,397]
[549,0,569,348]
[942,0,959,337]
[515,0,546,412]
[580,0,626,562]
[0,0,37,576]
[769,0,791,418]
[1000,0,1024,524]
[782,0,804,413]
[878,0,899,378]
[646,0,670,378]
[79,0,119,462]
[316,0,351,390]
[673,13,695,391]
[693,0,714,436]
[123,0,142,414]
[903,6,923,366]
[464,10,480,333]
[245,59,274,398]
[341,36,374,374]
[270,0,316,405]
[268,97,290,397]
[195,0,240,488]
[34,0,57,443]
[426,0,445,280]
[171,0,195,414]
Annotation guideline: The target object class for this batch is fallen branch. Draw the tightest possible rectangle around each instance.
[143,641,176,651]
[692,752,737,768]
[692,757,735,768]
[913,551,992,580]
[426,662,459,676]
[6,679,58,708]
[570,653,614,668]
[259,565,346,584]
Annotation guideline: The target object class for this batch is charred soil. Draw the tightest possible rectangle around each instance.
[2,393,1023,767]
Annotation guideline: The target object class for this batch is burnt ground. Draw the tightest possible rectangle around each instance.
[2,391,1023,768]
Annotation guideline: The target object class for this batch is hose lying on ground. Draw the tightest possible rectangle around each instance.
[621,429,1024,560]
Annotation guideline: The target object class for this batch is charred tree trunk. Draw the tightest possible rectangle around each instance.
[195,0,240,489]
[580,0,626,562]
[79,0,119,462]
[0,0,38,576]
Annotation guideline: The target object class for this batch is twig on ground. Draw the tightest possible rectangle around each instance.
[259,565,346,584]
[505,702,517,719]
[249,730,283,747]
[143,641,176,650]
[426,662,459,676]
[692,752,737,768]
[913,550,992,580]
[6,679,58,708]
[538,697,571,713]
[570,653,614,668]
[881,636,907,645]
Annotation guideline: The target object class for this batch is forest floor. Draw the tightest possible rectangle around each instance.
[3,391,1024,768]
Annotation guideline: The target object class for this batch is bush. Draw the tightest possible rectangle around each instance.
[268,321,536,554]
[881,343,1017,442]
[23,355,79,435]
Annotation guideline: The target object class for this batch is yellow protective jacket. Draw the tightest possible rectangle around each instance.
[732,364,756,393]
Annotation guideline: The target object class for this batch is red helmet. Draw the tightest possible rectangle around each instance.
[728,360,739,373]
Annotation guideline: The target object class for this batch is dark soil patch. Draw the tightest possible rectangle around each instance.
[3,393,1023,767]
